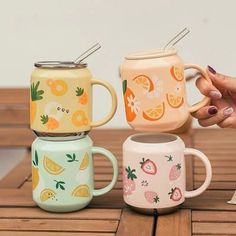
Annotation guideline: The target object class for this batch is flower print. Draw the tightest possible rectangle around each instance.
[127,94,140,115]
[147,78,163,98]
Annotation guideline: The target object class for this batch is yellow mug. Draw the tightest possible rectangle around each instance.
[30,61,117,137]
[120,48,211,132]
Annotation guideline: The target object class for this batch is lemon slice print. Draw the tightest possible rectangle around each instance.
[142,103,165,121]
[80,153,89,170]
[133,75,154,92]
[43,156,64,175]
[166,94,184,108]
[71,184,90,197]
[40,188,56,202]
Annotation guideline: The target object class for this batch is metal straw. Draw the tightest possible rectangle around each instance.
[74,43,101,64]
[163,27,190,49]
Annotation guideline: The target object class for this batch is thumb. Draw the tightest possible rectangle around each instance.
[207,65,236,92]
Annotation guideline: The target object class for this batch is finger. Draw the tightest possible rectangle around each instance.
[198,107,234,127]
[207,65,236,92]
[218,116,236,128]
[192,106,218,119]
[195,77,222,99]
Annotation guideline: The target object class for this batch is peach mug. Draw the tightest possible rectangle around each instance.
[123,133,212,214]
[120,48,211,132]
[30,61,117,137]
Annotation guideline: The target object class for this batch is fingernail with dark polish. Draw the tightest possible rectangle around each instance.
[208,106,218,115]
[208,65,216,74]
[209,90,222,99]
[223,107,234,116]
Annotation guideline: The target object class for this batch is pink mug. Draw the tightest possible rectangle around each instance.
[123,133,212,214]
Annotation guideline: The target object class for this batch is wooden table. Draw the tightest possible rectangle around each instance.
[0,89,236,236]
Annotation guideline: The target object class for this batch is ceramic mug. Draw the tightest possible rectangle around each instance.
[31,136,118,212]
[120,48,211,132]
[123,133,212,214]
[30,61,117,137]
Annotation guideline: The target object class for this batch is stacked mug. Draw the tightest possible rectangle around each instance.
[120,48,212,214]
[30,61,118,212]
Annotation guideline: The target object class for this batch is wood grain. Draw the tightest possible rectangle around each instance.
[156,209,191,236]
[0,219,118,232]
[116,207,153,236]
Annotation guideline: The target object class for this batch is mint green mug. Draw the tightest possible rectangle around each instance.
[31,136,118,212]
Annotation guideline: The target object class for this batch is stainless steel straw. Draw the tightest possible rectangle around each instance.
[163,27,190,49]
[74,43,101,64]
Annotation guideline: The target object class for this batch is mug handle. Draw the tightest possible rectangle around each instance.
[92,147,119,196]
[90,79,117,128]
[184,64,212,113]
[184,148,212,198]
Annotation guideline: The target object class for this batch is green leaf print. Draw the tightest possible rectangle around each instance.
[76,87,84,96]
[54,180,66,190]
[33,150,39,166]
[31,81,44,101]
[66,153,78,162]
[122,80,127,94]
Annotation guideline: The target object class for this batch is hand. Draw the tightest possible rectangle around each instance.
[192,66,236,128]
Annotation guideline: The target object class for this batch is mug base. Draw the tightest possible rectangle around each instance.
[36,203,88,213]
[127,204,180,215]
[33,131,89,141]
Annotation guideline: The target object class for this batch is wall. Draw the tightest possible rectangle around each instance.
[0,0,235,128]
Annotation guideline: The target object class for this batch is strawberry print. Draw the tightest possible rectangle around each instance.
[168,187,182,201]
[123,166,137,196]
[140,158,157,175]
[169,163,181,181]
[144,191,160,204]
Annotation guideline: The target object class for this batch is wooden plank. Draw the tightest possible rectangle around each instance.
[192,210,236,222]
[0,152,31,188]
[0,207,121,220]
[0,189,35,207]
[195,181,236,190]
[0,233,115,236]
[0,88,29,104]
[186,155,194,191]
[0,127,35,147]
[156,209,191,236]
[195,160,236,167]
[194,174,236,182]
[0,219,118,232]
[0,105,29,125]
[116,207,153,236]
[194,167,236,174]
[193,222,236,235]
[89,189,123,208]
[183,190,236,211]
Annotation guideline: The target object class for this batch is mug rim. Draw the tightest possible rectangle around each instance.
[125,48,177,60]
[128,133,179,145]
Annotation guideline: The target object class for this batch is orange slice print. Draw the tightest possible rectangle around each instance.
[133,75,154,92]
[166,94,184,108]
[142,103,165,121]
[170,66,184,81]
